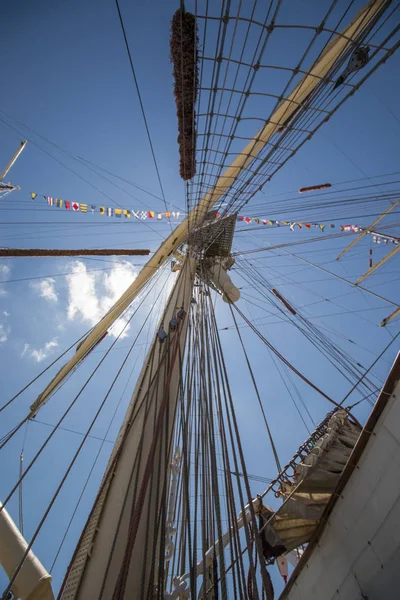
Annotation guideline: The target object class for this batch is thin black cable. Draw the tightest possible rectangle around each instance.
[0,286,164,600]
[229,303,281,471]
[49,299,163,573]
[0,264,145,286]
[114,0,171,228]
[344,331,400,407]
[0,266,163,427]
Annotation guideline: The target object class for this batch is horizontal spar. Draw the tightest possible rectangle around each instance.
[0,248,151,257]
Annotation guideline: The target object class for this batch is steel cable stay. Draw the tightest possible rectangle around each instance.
[189,285,248,596]
[235,238,399,308]
[0,108,182,211]
[159,273,351,596]
[235,257,385,397]
[234,278,377,410]
[0,117,131,212]
[342,330,400,408]
[93,333,164,599]
[0,264,169,485]
[0,266,175,600]
[257,169,400,201]
[0,118,170,246]
[0,265,167,418]
[229,301,357,417]
[209,295,277,595]
[240,295,317,433]
[229,303,282,472]
[241,189,400,217]
[114,0,172,233]
[49,295,166,574]
[225,298,396,335]
[0,268,168,457]
[241,256,385,392]
[0,263,152,286]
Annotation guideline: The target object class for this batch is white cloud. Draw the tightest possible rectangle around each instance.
[20,260,137,361]
[22,338,59,363]
[0,323,10,343]
[31,278,58,302]
[0,264,10,278]
[66,260,137,338]
[0,310,10,343]
[0,264,10,296]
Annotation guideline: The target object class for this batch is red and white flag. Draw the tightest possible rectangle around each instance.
[47,196,53,206]
[72,202,80,211]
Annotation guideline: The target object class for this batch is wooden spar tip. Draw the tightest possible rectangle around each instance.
[170,8,199,181]
[0,248,151,257]
[298,183,331,193]
[380,306,400,327]
[272,288,297,315]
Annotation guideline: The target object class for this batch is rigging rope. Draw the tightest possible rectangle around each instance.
[0,267,171,599]
[231,302,355,414]
[114,0,171,230]
[229,304,282,472]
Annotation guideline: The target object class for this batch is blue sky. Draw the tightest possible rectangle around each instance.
[1,0,400,596]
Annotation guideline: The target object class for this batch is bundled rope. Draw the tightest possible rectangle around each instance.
[170,7,199,180]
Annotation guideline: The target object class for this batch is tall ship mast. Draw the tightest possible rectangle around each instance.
[0,1,399,599]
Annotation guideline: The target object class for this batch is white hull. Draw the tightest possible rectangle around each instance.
[280,353,400,600]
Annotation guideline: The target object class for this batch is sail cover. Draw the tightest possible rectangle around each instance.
[259,410,361,559]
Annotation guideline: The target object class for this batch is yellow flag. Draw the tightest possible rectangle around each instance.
[31,192,37,200]
[80,204,88,213]
[123,209,131,218]
[99,206,105,215]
